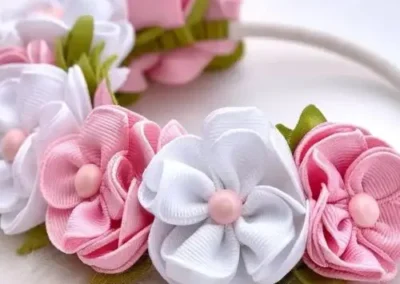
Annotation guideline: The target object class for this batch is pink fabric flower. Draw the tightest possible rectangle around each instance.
[40,105,186,273]
[0,40,54,64]
[295,122,400,282]
[120,0,242,93]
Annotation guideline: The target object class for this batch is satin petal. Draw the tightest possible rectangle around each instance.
[161,222,240,284]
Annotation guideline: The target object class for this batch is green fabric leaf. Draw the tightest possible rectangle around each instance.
[293,265,346,284]
[276,123,293,142]
[135,27,164,46]
[288,104,327,152]
[90,254,153,284]
[97,55,118,81]
[55,38,68,70]
[17,224,50,255]
[115,92,141,106]
[205,41,245,71]
[65,15,94,65]
[90,42,106,74]
[78,54,97,97]
[186,0,210,25]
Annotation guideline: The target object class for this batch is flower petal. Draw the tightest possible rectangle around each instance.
[114,21,134,66]
[78,226,150,273]
[346,147,400,202]
[158,120,187,150]
[120,54,159,93]
[0,174,23,214]
[0,47,28,64]
[127,0,187,30]
[40,135,84,209]
[130,120,161,164]
[161,222,240,284]
[267,123,306,203]
[102,152,130,220]
[1,180,47,235]
[63,197,111,251]
[148,219,175,280]
[12,134,37,198]
[108,67,130,92]
[299,149,349,203]
[63,65,92,124]
[26,39,54,64]
[209,129,268,197]
[294,123,369,165]
[150,160,214,225]
[45,207,75,253]
[139,135,211,213]
[77,106,143,169]
[304,229,396,282]
[206,0,242,20]
[235,186,307,283]
[35,101,81,160]
[0,77,19,133]
[17,64,66,132]
[147,47,212,85]
[15,17,68,45]
[119,180,153,245]
[202,107,270,146]
[63,0,113,25]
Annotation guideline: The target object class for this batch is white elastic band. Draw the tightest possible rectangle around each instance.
[229,22,400,91]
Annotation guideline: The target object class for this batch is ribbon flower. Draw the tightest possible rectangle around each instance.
[138,107,309,284]
[0,64,96,235]
[10,0,133,68]
[40,105,186,274]
[121,0,242,93]
[295,122,400,282]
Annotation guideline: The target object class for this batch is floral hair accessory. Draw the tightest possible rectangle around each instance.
[0,5,133,105]
[40,105,186,274]
[274,105,400,283]
[138,107,309,284]
[119,0,244,96]
[0,63,109,236]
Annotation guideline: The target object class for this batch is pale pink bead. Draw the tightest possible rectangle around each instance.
[349,193,380,228]
[208,189,242,225]
[1,129,27,162]
[74,164,102,199]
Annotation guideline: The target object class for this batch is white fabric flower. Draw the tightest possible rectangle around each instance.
[138,107,310,284]
[0,63,125,235]
[13,0,134,66]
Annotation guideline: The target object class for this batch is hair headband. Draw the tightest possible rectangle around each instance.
[1,1,400,284]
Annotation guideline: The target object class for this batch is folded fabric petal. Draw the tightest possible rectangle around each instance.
[296,122,400,282]
[41,105,185,273]
[139,107,307,284]
[15,6,134,66]
[126,0,193,30]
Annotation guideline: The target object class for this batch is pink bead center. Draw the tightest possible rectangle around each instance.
[74,164,102,199]
[349,193,380,228]
[1,129,27,162]
[208,189,242,225]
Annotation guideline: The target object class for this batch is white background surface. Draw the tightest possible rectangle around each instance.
[2,0,400,283]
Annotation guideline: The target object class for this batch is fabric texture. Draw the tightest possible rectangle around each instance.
[0,64,93,235]
[11,0,134,67]
[295,122,400,282]
[138,107,309,284]
[0,39,54,64]
[41,105,186,274]
[120,0,242,93]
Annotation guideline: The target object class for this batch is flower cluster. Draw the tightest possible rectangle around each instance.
[1,1,400,284]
